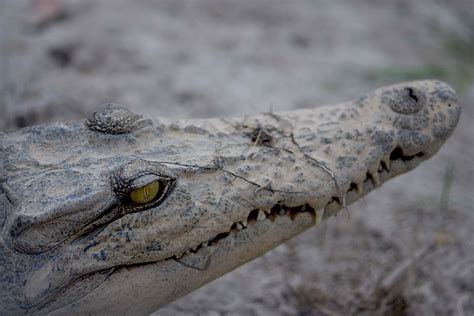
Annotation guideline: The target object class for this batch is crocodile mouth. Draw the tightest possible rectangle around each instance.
[36,146,424,313]
[169,146,425,261]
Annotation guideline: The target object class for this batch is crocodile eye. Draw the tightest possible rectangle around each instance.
[115,161,177,209]
[129,180,160,204]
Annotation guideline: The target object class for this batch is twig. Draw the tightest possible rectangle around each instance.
[374,240,438,300]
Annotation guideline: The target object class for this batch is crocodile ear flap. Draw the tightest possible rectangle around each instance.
[11,200,113,254]
[11,219,65,254]
[10,196,115,255]
[8,171,115,254]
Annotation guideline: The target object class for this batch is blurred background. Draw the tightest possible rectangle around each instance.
[1,0,473,315]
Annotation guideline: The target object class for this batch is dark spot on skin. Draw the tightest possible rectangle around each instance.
[336,156,356,168]
[320,137,332,144]
[432,125,450,139]
[183,125,207,134]
[433,87,457,103]
[146,242,162,252]
[84,241,98,253]
[93,250,107,261]
[356,95,368,107]
[412,134,431,146]
[372,130,394,153]
[411,115,430,130]
[169,124,180,131]
[433,112,446,123]
[396,129,429,149]
[216,132,228,138]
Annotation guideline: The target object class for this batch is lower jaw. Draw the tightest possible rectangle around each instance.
[325,155,422,218]
[44,213,316,315]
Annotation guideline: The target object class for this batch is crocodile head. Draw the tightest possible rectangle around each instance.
[0,80,460,315]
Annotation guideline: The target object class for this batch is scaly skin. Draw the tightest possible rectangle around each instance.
[0,80,460,315]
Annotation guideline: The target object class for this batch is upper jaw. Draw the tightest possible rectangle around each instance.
[31,144,431,315]
[25,124,437,312]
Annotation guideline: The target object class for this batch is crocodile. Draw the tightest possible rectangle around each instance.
[0,80,460,315]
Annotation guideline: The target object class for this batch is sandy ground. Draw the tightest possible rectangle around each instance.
[1,0,473,315]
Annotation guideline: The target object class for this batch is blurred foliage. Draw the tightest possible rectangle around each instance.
[443,21,474,93]
[444,13,474,65]
[363,65,450,83]
[439,162,455,213]
[365,12,474,94]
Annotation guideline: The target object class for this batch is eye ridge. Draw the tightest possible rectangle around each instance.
[65,176,176,247]
[112,161,178,211]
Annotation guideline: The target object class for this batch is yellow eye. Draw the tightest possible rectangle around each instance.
[129,181,160,204]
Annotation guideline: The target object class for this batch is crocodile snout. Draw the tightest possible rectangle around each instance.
[426,81,461,141]
[376,80,461,156]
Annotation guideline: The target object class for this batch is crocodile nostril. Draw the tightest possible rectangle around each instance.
[407,87,418,102]
[389,87,425,114]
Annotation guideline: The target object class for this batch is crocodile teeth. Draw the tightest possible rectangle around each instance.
[201,242,208,248]
[236,223,244,230]
[301,204,307,212]
[356,182,363,194]
[341,195,347,208]
[241,219,248,228]
[371,171,380,186]
[382,157,390,171]
[192,245,198,252]
[378,163,384,173]
[257,210,266,221]
[365,167,380,186]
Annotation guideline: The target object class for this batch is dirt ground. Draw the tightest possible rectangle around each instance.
[1,0,473,315]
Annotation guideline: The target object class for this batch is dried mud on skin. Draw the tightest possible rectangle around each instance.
[1,0,473,315]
